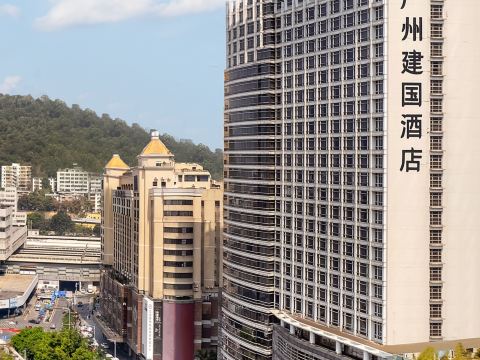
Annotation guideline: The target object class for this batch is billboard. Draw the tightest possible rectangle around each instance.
[141,297,154,360]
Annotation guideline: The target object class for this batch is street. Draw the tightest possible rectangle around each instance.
[0,295,65,331]
[0,292,133,359]
[74,294,132,360]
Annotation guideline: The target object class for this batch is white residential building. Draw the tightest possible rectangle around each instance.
[1,163,32,192]
[48,177,56,193]
[56,166,90,194]
[32,177,43,192]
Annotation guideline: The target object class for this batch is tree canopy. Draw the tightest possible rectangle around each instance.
[49,211,74,235]
[0,95,223,179]
[11,327,102,360]
[418,347,436,360]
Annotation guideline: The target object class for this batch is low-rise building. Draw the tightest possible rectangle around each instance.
[48,177,56,193]
[32,177,43,192]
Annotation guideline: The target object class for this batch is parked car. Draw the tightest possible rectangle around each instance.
[50,324,56,329]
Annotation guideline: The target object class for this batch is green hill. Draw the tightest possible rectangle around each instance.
[0,95,223,179]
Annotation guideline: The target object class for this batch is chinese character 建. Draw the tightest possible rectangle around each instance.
[402,51,424,75]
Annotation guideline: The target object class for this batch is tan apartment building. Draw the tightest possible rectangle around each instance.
[1,163,32,193]
[223,0,480,359]
[99,131,223,360]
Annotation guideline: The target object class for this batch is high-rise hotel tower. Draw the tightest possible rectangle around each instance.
[223,0,480,359]
[100,132,223,359]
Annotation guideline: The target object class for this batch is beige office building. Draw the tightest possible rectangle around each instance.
[223,0,480,359]
[1,163,32,193]
[99,131,223,360]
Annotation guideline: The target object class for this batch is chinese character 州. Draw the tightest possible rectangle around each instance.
[400,148,422,172]
[402,83,422,106]
[402,17,423,41]
[401,115,422,139]
[400,0,407,9]
[402,51,424,74]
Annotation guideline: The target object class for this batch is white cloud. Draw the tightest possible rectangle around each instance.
[0,4,20,17]
[0,76,22,94]
[35,0,225,31]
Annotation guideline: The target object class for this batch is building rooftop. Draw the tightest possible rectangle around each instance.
[105,154,129,170]
[141,131,171,156]
[0,274,35,300]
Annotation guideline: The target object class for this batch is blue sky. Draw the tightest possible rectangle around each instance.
[0,0,226,149]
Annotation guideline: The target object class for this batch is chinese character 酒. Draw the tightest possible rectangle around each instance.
[401,114,423,139]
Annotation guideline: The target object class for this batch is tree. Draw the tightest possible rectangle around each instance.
[18,190,55,211]
[453,343,467,360]
[11,327,45,359]
[0,94,223,179]
[418,347,437,360]
[93,224,101,236]
[196,349,217,360]
[41,178,51,192]
[49,211,74,235]
[27,212,47,230]
[0,350,14,360]
[11,328,102,360]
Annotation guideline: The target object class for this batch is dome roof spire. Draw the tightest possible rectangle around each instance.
[105,154,129,170]
[141,130,171,156]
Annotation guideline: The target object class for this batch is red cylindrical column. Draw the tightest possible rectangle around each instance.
[162,302,194,360]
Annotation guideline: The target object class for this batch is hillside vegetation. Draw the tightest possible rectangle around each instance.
[0,95,223,179]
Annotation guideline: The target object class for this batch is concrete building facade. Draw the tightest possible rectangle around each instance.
[99,132,223,359]
[0,207,27,261]
[1,163,32,193]
[56,166,90,194]
[32,177,43,192]
[0,187,27,227]
[223,0,480,359]
[56,166,102,212]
